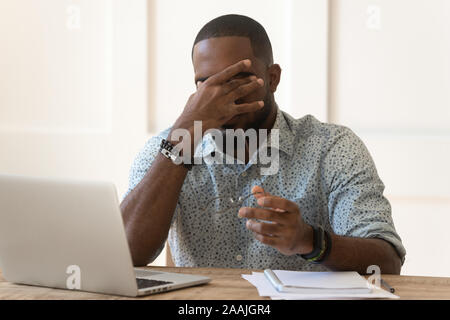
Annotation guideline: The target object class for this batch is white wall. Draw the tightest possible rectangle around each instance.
[0,0,149,197]
[329,0,450,277]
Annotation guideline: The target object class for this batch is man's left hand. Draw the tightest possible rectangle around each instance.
[238,185,314,256]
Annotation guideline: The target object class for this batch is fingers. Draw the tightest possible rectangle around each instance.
[257,196,298,213]
[207,59,252,85]
[251,187,287,213]
[233,101,265,115]
[246,219,283,237]
[225,78,265,117]
[221,76,256,95]
[251,185,269,199]
[253,233,278,246]
[238,207,287,224]
[226,78,264,102]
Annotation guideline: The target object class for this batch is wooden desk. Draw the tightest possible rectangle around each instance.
[1,266,450,300]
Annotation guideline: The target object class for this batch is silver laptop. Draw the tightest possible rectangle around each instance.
[0,174,210,297]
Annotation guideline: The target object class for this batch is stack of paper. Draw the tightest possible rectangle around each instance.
[242,270,399,300]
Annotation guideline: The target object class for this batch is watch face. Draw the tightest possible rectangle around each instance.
[161,149,171,159]
[160,145,184,166]
[170,153,183,165]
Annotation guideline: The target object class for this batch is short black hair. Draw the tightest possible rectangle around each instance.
[192,14,274,66]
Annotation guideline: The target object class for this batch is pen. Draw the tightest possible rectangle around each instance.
[381,278,395,293]
[264,269,284,292]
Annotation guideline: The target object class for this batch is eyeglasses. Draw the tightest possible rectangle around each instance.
[202,191,266,215]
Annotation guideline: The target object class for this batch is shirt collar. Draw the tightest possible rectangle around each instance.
[194,106,295,159]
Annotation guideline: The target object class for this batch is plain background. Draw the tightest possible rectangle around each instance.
[0,0,449,277]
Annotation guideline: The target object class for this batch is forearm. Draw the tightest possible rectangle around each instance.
[120,154,188,266]
[321,234,402,275]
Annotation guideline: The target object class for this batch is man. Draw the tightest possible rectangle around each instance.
[120,14,406,274]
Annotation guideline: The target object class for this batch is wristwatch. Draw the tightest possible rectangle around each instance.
[159,139,193,171]
[300,226,332,264]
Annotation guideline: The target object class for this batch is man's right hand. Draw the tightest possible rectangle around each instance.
[172,59,265,136]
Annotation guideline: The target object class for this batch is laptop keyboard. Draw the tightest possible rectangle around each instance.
[136,278,173,289]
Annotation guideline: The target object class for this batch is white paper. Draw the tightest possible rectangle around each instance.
[272,270,369,289]
[242,272,399,300]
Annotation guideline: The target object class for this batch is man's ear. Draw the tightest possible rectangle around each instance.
[268,64,281,93]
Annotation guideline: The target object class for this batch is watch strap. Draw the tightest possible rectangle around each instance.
[159,139,193,171]
[300,226,332,264]
[300,226,324,261]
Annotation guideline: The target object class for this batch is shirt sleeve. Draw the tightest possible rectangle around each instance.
[323,127,406,265]
[121,134,162,202]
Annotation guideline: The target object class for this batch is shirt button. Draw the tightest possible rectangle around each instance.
[241,172,248,177]
[236,254,243,261]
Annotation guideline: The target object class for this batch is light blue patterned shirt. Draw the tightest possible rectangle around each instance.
[123,108,406,271]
